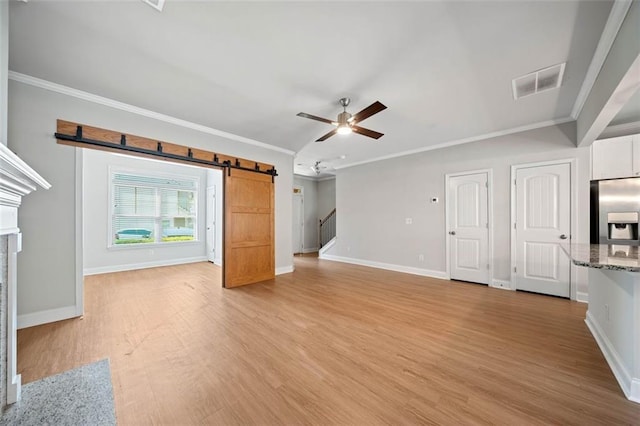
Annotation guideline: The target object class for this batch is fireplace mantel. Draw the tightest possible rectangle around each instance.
[1,142,51,233]
[0,142,50,406]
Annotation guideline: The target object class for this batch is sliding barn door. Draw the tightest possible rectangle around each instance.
[224,169,275,288]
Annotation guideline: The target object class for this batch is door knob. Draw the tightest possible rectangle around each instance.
[449,231,456,235]
[559,234,568,240]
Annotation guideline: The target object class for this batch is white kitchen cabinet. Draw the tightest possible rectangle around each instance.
[592,135,635,180]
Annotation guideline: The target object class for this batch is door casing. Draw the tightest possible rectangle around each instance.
[206,185,216,263]
[292,186,304,255]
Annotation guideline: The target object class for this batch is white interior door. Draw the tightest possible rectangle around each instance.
[206,186,216,263]
[448,172,489,284]
[292,192,303,254]
[515,163,570,297]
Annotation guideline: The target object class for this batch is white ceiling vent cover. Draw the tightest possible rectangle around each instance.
[142,0,165,12]
[512,63,566,100]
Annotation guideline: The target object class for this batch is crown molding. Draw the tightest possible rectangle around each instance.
[570,0,633,120]
[335,117,574,170]
[293,174,336,182]
[8,71,295,156]
[293,174,317,182]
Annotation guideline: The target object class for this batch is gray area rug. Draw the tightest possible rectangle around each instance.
[0,359,116,426]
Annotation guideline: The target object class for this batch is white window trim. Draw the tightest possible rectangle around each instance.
[108,167,201,249]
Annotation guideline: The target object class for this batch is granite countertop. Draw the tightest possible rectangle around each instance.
[561,243,640,272]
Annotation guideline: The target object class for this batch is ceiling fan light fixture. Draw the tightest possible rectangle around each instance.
[337,124,352,135]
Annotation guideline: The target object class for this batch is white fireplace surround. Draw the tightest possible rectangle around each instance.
[0,142,50,405]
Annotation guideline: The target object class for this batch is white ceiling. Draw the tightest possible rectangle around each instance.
[8,1,615,177]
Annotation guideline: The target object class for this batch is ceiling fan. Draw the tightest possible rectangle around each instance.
[296,155,346,175]
[310,161,328,175]
[297,98,387,142]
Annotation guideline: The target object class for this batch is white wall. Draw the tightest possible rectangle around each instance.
[8,80,293,324]
[83,150,209,274]
[328,122,591,295]
[317,177,336,220]
[293,176,319,252]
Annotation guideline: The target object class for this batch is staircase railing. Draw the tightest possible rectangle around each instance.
[319,208,336,248]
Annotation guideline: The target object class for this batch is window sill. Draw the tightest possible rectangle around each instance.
[107,240,202,251]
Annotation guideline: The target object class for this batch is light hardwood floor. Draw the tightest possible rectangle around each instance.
[17,256,640,424]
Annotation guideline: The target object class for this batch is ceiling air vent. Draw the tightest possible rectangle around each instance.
[142,0,165,12]
[512,63,565,100]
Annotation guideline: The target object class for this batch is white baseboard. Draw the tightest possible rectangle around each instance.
[302,247,319,254]
[18,305,79,329]
[631,379,640,403]
[214,257,222,266]
[276,265,294,275]
[585,310,634,400]
[576,291,589,303]
[320,254,447,280]
[490,279,512,290]
[83,256,208,275]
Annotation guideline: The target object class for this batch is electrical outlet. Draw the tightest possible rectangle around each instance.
[347,246,351,253]
[418,254,424,262]
[405,218,413,225]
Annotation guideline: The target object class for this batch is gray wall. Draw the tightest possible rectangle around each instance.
[293,176,319,251]
[8,80,293,321]
[0,0,7,145]
[329,122,591,294]
[83,149,209,274]
[317,178,336,220]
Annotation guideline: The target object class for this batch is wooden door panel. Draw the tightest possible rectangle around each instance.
[228,213,271,242]
[224,169,274,288]
[227,178,272,208]
[226,245,274,284]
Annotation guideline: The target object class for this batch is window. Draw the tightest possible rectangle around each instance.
[111,171,198,246]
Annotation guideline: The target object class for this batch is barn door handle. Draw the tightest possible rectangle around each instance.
[559,234,568,240]
[449,231,456,235]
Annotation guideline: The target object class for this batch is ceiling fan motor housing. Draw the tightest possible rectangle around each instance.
[337,111,352,126]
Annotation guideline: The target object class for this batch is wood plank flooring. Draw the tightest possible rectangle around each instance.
[17,256,640,424]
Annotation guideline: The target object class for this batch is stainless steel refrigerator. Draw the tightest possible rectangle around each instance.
[590,177,640,246]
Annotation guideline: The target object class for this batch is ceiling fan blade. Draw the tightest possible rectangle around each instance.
[316,128,338,142]
[351,125,384,140]
[349,101,387,124]
[297,112,335,125]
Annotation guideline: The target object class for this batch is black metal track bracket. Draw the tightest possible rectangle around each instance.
[54,125,278,179]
